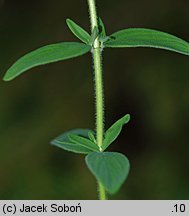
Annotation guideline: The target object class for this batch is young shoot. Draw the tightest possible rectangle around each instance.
[3,0,189,199]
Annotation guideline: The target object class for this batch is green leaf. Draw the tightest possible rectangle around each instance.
[102,114,130,151]
[3,42,91,81]
[105,28,189,56]
[85,152,130,194]
[88,131,96,144]
[97,17,110,45]
[51,129,95,154]
[89,26,99,46]
[98,17,106,38]
[69,134,99,152]
[66,18,91,44]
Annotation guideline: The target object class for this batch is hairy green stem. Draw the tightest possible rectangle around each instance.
[98,181,106,200]
[87,0,107,200]
[93,48,103,150]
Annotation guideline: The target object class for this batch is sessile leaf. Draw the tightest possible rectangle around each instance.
[105,28,189,56]
[66,18,91,44]
[102,114,130,151]
[51,129,96,154]
[68,134,99,152]
[3,42,91,81]
[98,17,106,39]
[85,152,130,194]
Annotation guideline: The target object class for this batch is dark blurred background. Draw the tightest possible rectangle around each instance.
[0,0,189,200]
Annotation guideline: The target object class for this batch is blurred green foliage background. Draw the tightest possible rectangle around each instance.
[0,0,189,199]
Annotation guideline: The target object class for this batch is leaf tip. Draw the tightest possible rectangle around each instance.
[49,140,54,146]
[3,73,12,82]
[66,18,71,24]
[126,113,131,121]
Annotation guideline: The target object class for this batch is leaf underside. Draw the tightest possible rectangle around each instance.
[51,129,95,154]
[85,152,130,194]
[3,42,91,81]
[105,28,189,56]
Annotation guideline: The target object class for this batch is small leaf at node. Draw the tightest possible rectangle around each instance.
[66,18,91,44]
[98,17,106,39]
[89,27,99,46]
[88,131,96,144]
[69,134,99,152]
[51,129,96,154]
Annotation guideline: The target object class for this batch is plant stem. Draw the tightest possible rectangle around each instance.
[98,181,106,200]
[93,48,103,150]
[87,0,107,200]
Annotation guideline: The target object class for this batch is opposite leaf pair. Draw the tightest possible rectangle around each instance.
[67,18,109,47]
[51,114,130,154]
[51,114,130,194]
[3,18,189,81]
